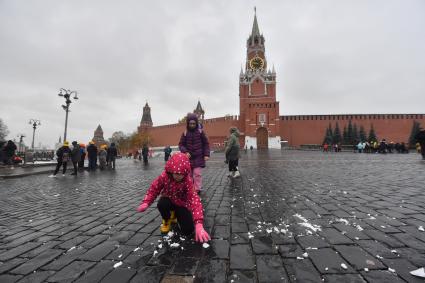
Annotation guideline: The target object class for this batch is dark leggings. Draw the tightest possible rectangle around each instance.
[54,161,67,175]
[72,162,78,174]
[157,197,194,236]
[229,159,238,172]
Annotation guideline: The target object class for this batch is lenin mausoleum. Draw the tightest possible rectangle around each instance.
[138,12,425,150]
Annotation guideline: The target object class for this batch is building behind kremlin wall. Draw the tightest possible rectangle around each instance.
[137,12,425,149]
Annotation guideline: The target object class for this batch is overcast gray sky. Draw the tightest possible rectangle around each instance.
[1,0,425,148]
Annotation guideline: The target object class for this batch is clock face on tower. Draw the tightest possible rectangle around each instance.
[249,56,264,70]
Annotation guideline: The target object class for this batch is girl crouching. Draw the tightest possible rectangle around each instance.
[137,152,210,243]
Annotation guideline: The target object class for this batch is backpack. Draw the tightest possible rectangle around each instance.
[62,152,69,162]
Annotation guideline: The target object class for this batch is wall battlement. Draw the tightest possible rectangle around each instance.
[280,114,425,121]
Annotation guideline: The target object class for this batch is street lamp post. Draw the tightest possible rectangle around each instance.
[58,88,78,142]
[28,119,41,150]
[16,134,25,153]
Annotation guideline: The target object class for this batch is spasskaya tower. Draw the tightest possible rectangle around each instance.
[239,9,281,149]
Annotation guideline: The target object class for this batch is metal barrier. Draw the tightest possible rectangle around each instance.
[18,151,55,163]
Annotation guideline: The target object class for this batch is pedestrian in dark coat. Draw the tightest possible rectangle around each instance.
[164,146,172,161]
[178,113,210,193]
[86,141,98,171]
[142,144,149,165]
[3,140,17,168]
[415,129,425,160]
[49,141,71,177]
[0,141,5,164]
[78,144,86,169]
[107,143,118,169]
[225,127,241,178]
[70,141,81,175]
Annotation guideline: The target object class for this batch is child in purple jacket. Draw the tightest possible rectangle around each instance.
[179,113,210,194]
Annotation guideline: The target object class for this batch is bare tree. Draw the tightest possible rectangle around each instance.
[0,118,9,142]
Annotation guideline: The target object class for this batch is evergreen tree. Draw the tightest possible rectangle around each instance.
[342,126,348,144]
[359,125,367,142]
[328,123,333,140]
[353,124,359,144]
[333,122,342,144]
[322,125,333,145]
[408,121,421,147]
[368,124,377,142]
[347,120,354,144]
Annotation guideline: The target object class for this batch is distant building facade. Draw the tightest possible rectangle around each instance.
[137,12,425,149]
[92,125,107,148]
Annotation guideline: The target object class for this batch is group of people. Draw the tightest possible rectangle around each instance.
[354,139,409,154]
[323,140,410,154]
[137,113,241,244]
[49,140,118,177]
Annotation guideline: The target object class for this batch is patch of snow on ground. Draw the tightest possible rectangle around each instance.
[410,267,425,278]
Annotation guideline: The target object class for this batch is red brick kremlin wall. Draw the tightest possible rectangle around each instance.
[279,114,425,146]
[147,116,240,149]
[146,113,424,148]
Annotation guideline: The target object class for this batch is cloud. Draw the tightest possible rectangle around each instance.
[1,0,424,147]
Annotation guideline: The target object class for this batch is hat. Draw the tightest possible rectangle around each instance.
[72,141,78,145]
[80,143,86,148]
[63,141,69,146]
[89,141,94,145]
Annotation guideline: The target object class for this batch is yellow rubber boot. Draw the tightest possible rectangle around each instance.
[160,219,171,234]
[170,211,177,224]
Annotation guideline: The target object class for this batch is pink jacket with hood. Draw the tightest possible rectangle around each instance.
[140,152,204,224]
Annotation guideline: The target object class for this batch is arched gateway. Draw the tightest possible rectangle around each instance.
[256,127,268,149]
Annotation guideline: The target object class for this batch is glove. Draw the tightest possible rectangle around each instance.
[137,203,149,212]
[195,223,210,243]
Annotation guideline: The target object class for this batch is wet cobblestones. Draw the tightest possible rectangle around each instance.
[0,150,424,282]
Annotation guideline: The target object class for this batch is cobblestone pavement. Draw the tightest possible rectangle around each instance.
[0,150,425,283]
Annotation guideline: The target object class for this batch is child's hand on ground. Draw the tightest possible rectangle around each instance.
[204,156,209,161]
[137,203,149,212]
[195,223,210,243]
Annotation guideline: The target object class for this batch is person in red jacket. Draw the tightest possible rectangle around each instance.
[137,152,210,243]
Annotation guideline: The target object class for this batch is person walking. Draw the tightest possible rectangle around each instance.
[136,152,210,243]
[107,142,118,169]
[178,113,210,194]
[142,144,149,165]
[49,141,71,177]
[164,145,172,162]
[86,141,98,171]
[415,129,425,160]
[225,127,241,178]
[3,140,17,169]
[70,141,81,175]
[78,143,86,170]
[323,143,329,152]
[98,145,107,170]
[379,139,387,154]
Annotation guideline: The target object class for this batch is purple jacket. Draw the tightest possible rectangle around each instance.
[179,114,210,168]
